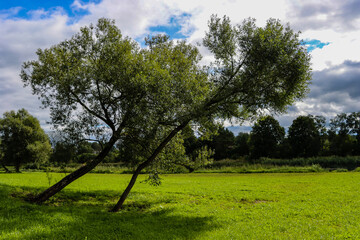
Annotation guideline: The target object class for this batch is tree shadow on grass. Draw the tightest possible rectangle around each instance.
[0,184,219,240]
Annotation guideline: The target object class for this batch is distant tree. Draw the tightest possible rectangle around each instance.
[182,125,202,157]
[207,127,235,160]
[288,115,322,157]
[22,15,311,211]
[346,112,360,154]
[233,132,250,157]
[330,113,351,136]
[328,132,354,156]
[277,137,292,159]
[0,109,52,172]
[311,115,328,155]
[329,113,355,156]
[51,142,76,164]
[249,116,285,159]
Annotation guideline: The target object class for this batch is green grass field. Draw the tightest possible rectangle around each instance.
[1,172,360,239]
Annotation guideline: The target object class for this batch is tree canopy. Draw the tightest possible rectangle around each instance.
[21,16,311,211]
[0,109,52,172]
[288,115,322,157]
[249,116,285,159]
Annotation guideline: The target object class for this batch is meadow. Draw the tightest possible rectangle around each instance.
[1,172,360,239]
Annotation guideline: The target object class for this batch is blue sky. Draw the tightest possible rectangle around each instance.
[0,0,99,18]
[303,39,331,52]
[0,0,360,133]
[149,13,192,39]
[0,0,190,39]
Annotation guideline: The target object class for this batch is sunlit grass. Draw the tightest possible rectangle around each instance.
[1,172,360,239]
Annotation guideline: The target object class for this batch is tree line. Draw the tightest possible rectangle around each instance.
[205,112,360,160]
[2,109,359,173]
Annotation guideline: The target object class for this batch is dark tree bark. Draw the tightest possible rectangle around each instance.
[15,163,21,173]
[110,120,189,212]
[28,135,118,203]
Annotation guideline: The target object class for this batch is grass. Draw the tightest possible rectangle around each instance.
[28,161,328,175]
[196,164,325,173]
[1,172,360,239]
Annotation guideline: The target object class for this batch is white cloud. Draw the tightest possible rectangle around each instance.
[301,29,360,71]
[74,0,178,38]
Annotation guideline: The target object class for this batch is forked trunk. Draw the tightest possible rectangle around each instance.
[29,136,118,203]
[110,120,189,212]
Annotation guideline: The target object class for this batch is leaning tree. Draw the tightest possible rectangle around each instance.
[21,15,311,211]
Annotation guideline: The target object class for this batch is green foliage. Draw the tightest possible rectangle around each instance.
[0,109,52,172]
[233,132,250,157]
[51,141,108,164]
[207,127,235,160]
[329,112,360,156]
[193,146,214,169]
[249,116,285,159]
[288,115,322,157]
[203,15,311,117]
[21,18,147,141]
[51,142,75,164]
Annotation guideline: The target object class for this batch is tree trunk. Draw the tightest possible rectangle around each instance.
[15,163,21,173]
[110,120,189,212]
[29,135,118,203]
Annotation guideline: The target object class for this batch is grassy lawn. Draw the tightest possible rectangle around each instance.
[1,172,360,239]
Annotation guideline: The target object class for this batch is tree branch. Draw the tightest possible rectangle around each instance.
[94,79,116,131]
[69,89,115,131]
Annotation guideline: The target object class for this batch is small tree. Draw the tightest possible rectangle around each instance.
[0,109,52,172]
[249,116,285,159]
[175,125,214,172]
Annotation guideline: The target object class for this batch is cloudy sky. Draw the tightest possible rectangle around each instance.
[1,0,360,134]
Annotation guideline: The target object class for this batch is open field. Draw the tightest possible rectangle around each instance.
[1,172,360,239]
